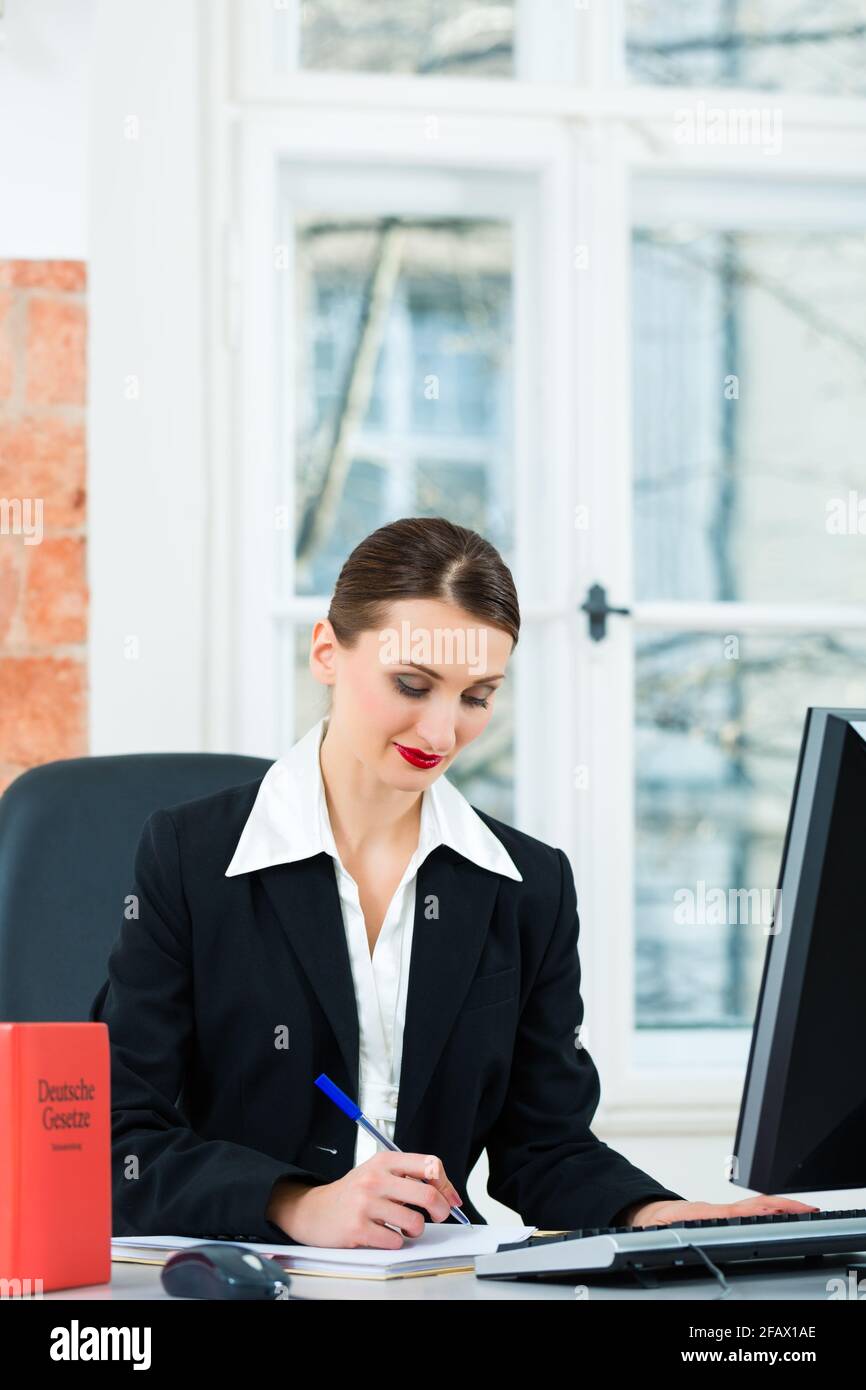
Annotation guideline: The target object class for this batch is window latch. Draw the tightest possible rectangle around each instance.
[579,582,631,642]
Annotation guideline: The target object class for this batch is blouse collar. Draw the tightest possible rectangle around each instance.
[224,714,522,881]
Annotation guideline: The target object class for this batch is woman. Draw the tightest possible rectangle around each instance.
[91,517,815,1248]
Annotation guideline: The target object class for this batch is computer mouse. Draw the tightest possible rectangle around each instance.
[161,1243,294,1300]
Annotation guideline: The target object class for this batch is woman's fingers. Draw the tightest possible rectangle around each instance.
[421,1151,463,1207]
[375,1150,462,1209]
[742,1193,820,1214]
[383,1172,458,1222]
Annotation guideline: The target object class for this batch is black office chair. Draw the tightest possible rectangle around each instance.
[0,753,273,1021]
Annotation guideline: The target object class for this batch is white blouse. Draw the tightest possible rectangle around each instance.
[225,714,522,1168]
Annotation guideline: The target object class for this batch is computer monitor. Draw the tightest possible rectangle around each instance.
[732,706,866,1194]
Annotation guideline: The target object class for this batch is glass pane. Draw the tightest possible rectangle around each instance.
[632,227,866,603]
[284,213,514,596]
[290,621,515,821]
[298,0,514,77]
[416,459,488,532]
[635,628,866,1029]
[627,0,866,95]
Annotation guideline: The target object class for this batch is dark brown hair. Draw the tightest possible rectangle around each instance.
[327,516,520,650]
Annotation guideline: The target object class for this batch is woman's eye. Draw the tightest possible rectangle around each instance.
[394,677,490,710]
[395,677,427,699]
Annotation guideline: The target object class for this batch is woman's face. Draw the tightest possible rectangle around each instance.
[311,597,513,788]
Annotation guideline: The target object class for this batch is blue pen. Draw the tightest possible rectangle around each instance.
[315,1073,470,1225]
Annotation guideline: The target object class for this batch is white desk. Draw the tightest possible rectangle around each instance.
[37,1250,866,1300]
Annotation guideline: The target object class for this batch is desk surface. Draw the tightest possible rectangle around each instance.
[39,1250,866,1300]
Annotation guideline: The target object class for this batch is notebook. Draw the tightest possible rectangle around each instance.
[111,1224,536,1280]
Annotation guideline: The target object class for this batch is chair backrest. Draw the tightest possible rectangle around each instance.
[0,752,273,1021]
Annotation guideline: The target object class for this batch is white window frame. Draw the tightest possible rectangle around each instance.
[229,110,578,839]
[203,0,866,1134]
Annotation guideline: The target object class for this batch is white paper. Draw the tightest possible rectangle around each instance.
[112,1224,535,1266]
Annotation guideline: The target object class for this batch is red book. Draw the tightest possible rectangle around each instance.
[0,1023,112,1293]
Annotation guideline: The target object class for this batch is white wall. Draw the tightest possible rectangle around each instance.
[0,0,94,258]
[87,0,208,754]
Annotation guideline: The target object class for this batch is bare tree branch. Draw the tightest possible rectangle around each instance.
[296,218,405,583]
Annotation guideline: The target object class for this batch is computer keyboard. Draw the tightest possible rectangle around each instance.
[474,1208,866,1281]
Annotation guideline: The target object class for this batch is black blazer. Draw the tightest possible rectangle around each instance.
[89,777,684,1242]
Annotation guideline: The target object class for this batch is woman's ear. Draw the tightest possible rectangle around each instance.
[309,618,338,689]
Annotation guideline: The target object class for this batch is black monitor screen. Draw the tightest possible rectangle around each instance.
[733,708,866,1193]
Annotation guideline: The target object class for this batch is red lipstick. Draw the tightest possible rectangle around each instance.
[393,743,443,769]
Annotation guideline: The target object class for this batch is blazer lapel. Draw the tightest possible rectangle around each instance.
[258,854,361,1096]
[395,845,502,1141]
[257,845,503,1144]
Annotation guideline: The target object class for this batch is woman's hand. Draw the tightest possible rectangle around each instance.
[267,1150,464,1248]
[625,1193,821,1228]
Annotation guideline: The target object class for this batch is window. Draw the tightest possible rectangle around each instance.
[626,0,866,95]
[630,191,866,1046]
[289,214,514,598]
[295,0,516,77]
[282,209,517,817]
[221,0,866,1122]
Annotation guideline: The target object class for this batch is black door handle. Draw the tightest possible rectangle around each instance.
[580,583,632,642]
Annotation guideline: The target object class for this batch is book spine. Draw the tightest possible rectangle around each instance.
[12,1027,20,1266]
[0,1028,19,1269]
